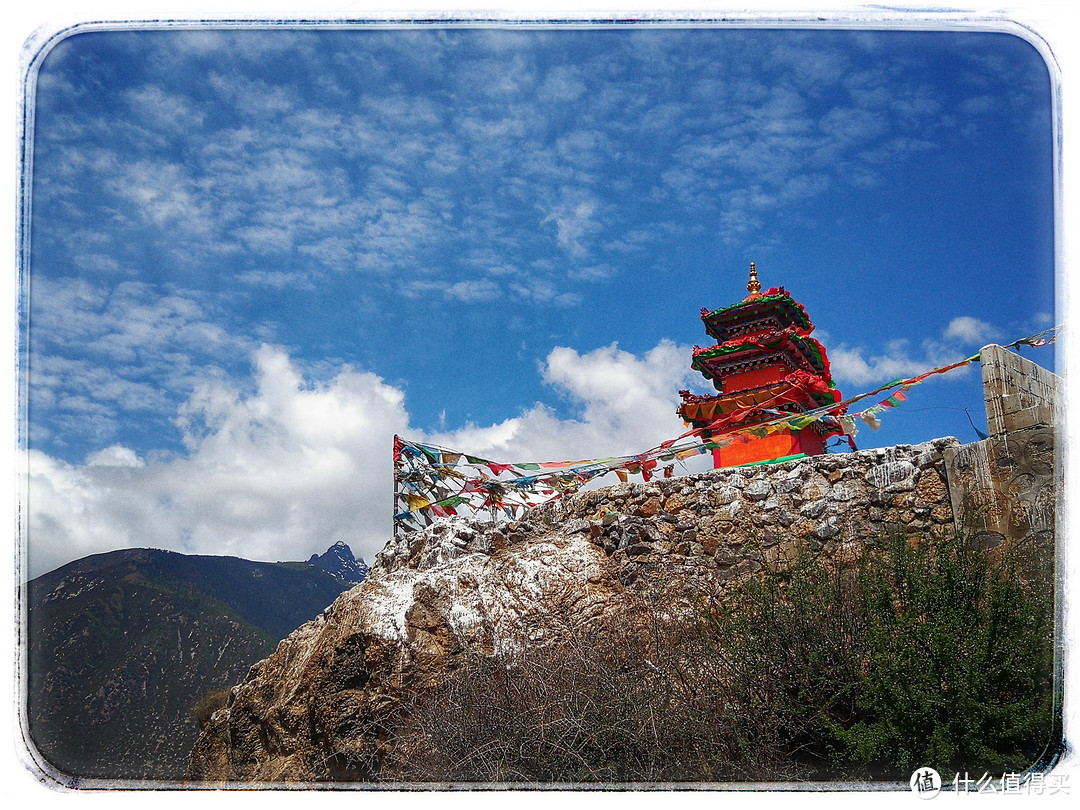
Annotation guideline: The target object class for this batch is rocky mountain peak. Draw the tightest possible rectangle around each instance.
[307,541,369,584]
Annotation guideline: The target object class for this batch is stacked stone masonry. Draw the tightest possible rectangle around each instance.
[980,343,1059,438]
[525,436,961,582]
[943,344,1060,550]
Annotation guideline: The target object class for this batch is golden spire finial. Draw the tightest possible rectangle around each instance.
[746,261,761,299]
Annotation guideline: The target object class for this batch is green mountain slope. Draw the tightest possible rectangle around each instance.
[23,547,357,783]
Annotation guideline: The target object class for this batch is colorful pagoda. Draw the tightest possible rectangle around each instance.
[677,263,846,468]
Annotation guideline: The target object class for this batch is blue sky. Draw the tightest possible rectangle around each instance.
[21,23,1057,577]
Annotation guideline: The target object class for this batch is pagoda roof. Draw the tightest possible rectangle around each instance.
[691,328,833,381]
[701,287,813,343]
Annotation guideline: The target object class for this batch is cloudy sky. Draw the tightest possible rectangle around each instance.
[20,23,1057,578]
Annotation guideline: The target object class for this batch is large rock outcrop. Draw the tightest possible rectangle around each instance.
[187,438,964,784]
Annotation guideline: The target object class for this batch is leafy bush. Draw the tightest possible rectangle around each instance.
[833,533,1056,778]
[701,531,1056,780]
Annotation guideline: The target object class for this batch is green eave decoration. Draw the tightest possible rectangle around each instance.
[811,388,841,406]
[702,294,812,335]
[692,332,827,374]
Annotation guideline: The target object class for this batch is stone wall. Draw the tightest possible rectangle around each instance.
[377,347,1059,592]
[944,344,1060,550]
[529,436,960,583]
[981,343,1060,438]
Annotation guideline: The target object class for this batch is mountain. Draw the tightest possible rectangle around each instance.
[23,545,357,784]
[307,540,368,583]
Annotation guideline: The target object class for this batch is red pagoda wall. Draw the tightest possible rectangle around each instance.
[719,363,788,394]
[712,424,826,468]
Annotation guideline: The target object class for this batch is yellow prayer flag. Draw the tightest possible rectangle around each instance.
[403,494,432,511]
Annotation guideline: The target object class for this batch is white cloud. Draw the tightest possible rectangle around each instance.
[29,278,255,452]
[125,85,206,131]
[237,269,313,290]
[109,160,212,231]
[25,340,704,579]
[445,279,501,302]
[539,65,587,103]
[827,344,937,387]
[34,28,1048,316]
[542,195,600,257]
[944,315,1000,345]
[428,340,706,464]
[27,345,411,578]
[829,317,998,387]
[85,445,145,468]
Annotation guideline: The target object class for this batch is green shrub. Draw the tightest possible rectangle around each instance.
[697,544,867,778]
[833,533,1055,778]
[704,531,1056,781]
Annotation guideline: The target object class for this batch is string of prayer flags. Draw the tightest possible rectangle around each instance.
[391,325,1059,532]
